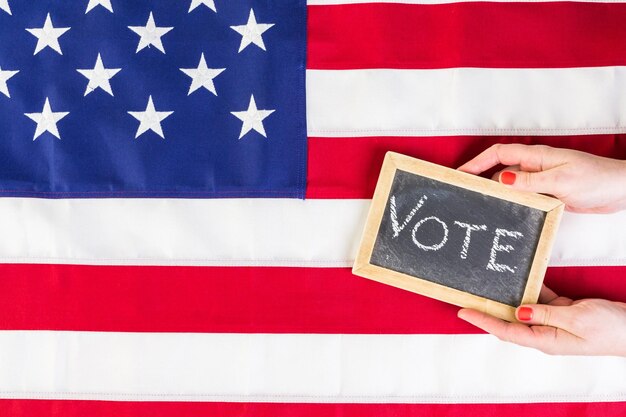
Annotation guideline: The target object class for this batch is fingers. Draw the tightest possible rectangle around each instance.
[516,304,574,329]
[496,169,560,196]
[538,285,560,304]
[490,165,520,181]
[458,144,552,175]
[458,308,518,335]
[538,284,575,307]
[457,308,545,349]
[458,308,584,355]
[459,144,565,196]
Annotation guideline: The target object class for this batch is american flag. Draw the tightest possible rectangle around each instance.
[0,0,625,416]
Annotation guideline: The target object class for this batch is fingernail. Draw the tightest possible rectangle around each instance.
[500,171,516,185]
[517,306,533,321]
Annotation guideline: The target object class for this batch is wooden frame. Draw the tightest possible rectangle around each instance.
[352,152,564,322]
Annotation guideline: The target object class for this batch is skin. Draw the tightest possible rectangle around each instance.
[456,144,626,356]
[458,143,626,214]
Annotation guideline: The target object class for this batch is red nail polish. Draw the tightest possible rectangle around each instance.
[501,171,516,185]
[518,306,533,321]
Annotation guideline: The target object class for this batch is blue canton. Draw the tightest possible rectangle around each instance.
[0,0,307,198]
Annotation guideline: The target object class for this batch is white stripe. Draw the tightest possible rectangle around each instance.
[0,331,624,403]
[306,68,626,137]
[308,0,626,4]
[0,198,362,267]
[0,198,623,266]
[551,212,626,266]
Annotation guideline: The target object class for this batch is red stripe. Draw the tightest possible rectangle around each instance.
[307,3,626,69]
[0,264,624,333]
[1,399,625,417]
[306,135,626,199]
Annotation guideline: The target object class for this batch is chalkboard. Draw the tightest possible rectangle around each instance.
[353,152,564,321]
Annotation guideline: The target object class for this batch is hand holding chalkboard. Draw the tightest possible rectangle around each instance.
[458,143,626,214]
[458,285,626,356]
[353,152,564,322]
[454,144,626,356]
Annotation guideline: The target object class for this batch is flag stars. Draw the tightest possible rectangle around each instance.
[180,53,225,96]
[0,66,19,98]
[86,0,113,14]
[231,95,275,139]
[188,0,216,13]
[24,97,69,141]
[77,53,121,97]
[230,9,274,53]
[128,96,174,139]
[0,0,11,15]
[128,12,173,54]
[26,13,71,55]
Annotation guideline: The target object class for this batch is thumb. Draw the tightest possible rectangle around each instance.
[516,304,573,329]
[499,170,557,195]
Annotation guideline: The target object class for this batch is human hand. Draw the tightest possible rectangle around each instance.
[458,144,626,213]
[458,285,626,356]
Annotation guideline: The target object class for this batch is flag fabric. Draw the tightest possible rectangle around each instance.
[0,1,626,417]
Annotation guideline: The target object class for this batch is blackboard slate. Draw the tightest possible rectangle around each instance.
[370,169,546,306]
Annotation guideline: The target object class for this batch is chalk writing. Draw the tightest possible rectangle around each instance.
[454,221,487,259]
[412,216,449,251]
[390,194,427,238]
[389,193,523,273]
[487,228,524,273]
[368,166,548,307]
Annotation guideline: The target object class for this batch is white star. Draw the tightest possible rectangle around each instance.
[230,9,274,53]
[128,96,173,139]
[86,0,113,14]
[0,66,19,98]
[128,12,173,54]
[231,95,275,139]
[77,53,121,97]
[24,97,69,141]
[188,0,216,13]
[179,53,225,96]
[0,0,11,15]
[26,13,71,55]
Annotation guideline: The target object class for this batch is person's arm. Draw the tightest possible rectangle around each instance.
[457,144,626,356]
[458,143,626,213]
